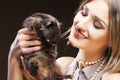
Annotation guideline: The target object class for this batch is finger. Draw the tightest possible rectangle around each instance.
[18,28,35,35]
[20,46,42,54]
[18,40,42,48]
[18,33,39,41]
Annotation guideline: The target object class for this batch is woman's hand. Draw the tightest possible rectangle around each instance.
[9,28,42,59]
[7,28,42,80]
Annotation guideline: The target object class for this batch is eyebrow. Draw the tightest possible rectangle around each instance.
[84,5,107,27]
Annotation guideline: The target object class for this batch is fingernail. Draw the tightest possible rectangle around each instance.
[35,46,41,50]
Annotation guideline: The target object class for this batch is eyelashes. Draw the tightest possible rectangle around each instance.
[80,6,103,29]
[81,6,88,16]
[94,21,102,29]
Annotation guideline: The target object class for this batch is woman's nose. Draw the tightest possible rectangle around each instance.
[77,24,86,32]
[75,21,88,38]
[75,16,91,32]
[75,21,87,33]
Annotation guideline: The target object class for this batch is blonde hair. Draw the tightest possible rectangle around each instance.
[76,0,120,73]
[105,0,120,73]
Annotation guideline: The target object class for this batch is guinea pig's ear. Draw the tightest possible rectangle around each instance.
[46,21,53,28]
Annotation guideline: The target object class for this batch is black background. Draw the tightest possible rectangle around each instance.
[0,0,81,79]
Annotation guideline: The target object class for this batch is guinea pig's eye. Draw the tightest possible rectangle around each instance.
[46,21,54,28]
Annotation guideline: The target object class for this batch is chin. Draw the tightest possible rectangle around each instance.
[68,37,79,48]
[68,36,85,50]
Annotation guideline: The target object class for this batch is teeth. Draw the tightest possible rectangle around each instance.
[75,27,87,39]
[79,33,86,39]
[77,30,87,39]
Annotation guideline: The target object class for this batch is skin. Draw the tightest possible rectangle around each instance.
[16,28,42,54]
[7,0,120,80]
[8,28,42,80]
[69,0,109,62]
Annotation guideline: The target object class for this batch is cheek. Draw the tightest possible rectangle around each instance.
[74,12,82,23]
[89,29,109,47]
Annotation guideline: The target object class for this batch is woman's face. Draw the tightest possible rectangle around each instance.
[69,0,109,52]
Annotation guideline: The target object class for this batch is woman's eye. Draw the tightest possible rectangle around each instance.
[94,21,102,29]
[81,6,88,16]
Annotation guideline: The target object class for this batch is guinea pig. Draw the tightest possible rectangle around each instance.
[17,13,71,80]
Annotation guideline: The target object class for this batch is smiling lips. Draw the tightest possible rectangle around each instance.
[74,26,88,39]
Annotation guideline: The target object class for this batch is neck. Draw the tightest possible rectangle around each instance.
[77,49,105,62]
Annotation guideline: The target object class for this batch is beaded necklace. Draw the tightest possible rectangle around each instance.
[89,57,106,80]
[77,56,105,66]
[76,57,106,80]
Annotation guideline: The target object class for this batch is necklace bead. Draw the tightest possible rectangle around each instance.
[85,57,105,66]
[76,56,105,80]
[77,56,105,66]
[89,57,106,80]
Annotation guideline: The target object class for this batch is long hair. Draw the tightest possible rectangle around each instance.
[104,0,120,73]
[70,0,120,73]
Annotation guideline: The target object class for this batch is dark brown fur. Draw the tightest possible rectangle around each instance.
[17,13,71,80]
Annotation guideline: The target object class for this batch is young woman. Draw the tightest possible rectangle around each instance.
[8,0,120,80]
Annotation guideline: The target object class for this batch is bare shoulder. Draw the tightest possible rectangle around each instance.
[102,72,120,80]
[56,57,75,65]
[56,57,75,74]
